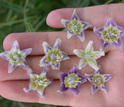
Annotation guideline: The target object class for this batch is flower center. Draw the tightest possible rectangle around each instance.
[67,18,84,34]
[92,74,105,87]
[100,24,121,44]
[35,78,49,87]
[8,51,24,65]
[46,48,64,64]
[64,73,81,88]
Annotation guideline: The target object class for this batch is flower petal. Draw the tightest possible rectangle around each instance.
[53,38,61,49]
[93,27,104,37]
[22,48,32,56]
[0,51,9,60]
[73,49,85,58]
[58,72,68,81]
[59,83,69,93]
[61,51,70,61]
[8,63,16,73]
[92,51,105,59]
[105,18,117,27]
[11,41,20,51]
[71,9,79,20]
[87,59,99,70]
[112,37,123,49]
[67,31,73,39]
[100,38,110,50]
[85,41,94,52]
[91,84,99,94]
[78,59,87,70]
[51,63,60,70]
[70,86,79,95]
[19,61,30,70]
[36,86,45,98]
[77,32,85,42]
[82,21,91,30]
[102,74,112,82]
[85,74,94,83]
[100,84,108,93]
[39,56,51,67]
[42,41,51,54]
[69,65,78,74]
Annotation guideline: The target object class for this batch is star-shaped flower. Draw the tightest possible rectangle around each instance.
[73,41,105,70]
[61,9,91,42]
[0,41,32,73]
[58,65,87,95]
[85,69,112,94]
[23,68,52,98]
[39,38,70,70]
[94,18,124,50]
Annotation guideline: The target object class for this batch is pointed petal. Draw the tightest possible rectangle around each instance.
[41,67,49,74]
[105,18,117,27]
[53,38,61,48]
[8,63,16,73]
[85,41,94,52]
[58,72,68,81]
[78,59,87,70]
[100,38,110,50]
[85,74,94,83]
[42,42,51,54]
[82,21,91,30]
[95,69,102,74]
[78,74,87,83]
[100,84,108,93]
[71,9,79,20]
[73,49,85,58]
[19,61,30,70]
[77,32,85,42]
[61,19,69,27]
[87,59,99,70]
[36,86,45,98]
[22,48,32,56]
[67,31,73,39]
[102,74,112,82]
[93,27,104,37]
[70,86,79,95]
[92,51,105,59]
[0,51,9,60]
[59,83,69,93]
[39,56,51,67]
[61,51,70,61]
[112,37,123,49]
[11,41,20,50]
[91,84,99,94]
[69,65,78,74]
[51,63,60,70]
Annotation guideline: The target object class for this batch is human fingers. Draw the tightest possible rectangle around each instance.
[0,80,106,107]
[46,3,124,28]
[3,31,100,55]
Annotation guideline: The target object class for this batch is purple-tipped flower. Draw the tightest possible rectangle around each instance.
[94,18,124,50]
[58,65,87,95]
[85,69,112,94]
[61,9,91,42]
[39,38,69,70]
[23,68,52,98]
[0,41,32,73]
[73,41,105,70]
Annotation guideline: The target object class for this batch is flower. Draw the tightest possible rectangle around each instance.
[58,65,87,95]
[73,41,105,70]
[94,18,124,50]
[61,9,91,42]
[23,68,52,98]
[39,38,70,70]
[85,69,112,94]
[0,41,32,73]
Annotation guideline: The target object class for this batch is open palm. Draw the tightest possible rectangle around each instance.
[0,3,124,107]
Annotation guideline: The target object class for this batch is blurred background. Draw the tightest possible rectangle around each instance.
[0,0,123,107]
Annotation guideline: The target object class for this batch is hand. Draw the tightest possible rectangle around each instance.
[0,3,124,107]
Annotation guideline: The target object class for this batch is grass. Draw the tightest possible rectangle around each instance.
[0,0,123,107]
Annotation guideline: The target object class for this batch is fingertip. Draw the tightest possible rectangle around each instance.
[3,33,17,51]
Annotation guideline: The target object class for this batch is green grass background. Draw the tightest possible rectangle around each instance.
[0,0,123,107]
